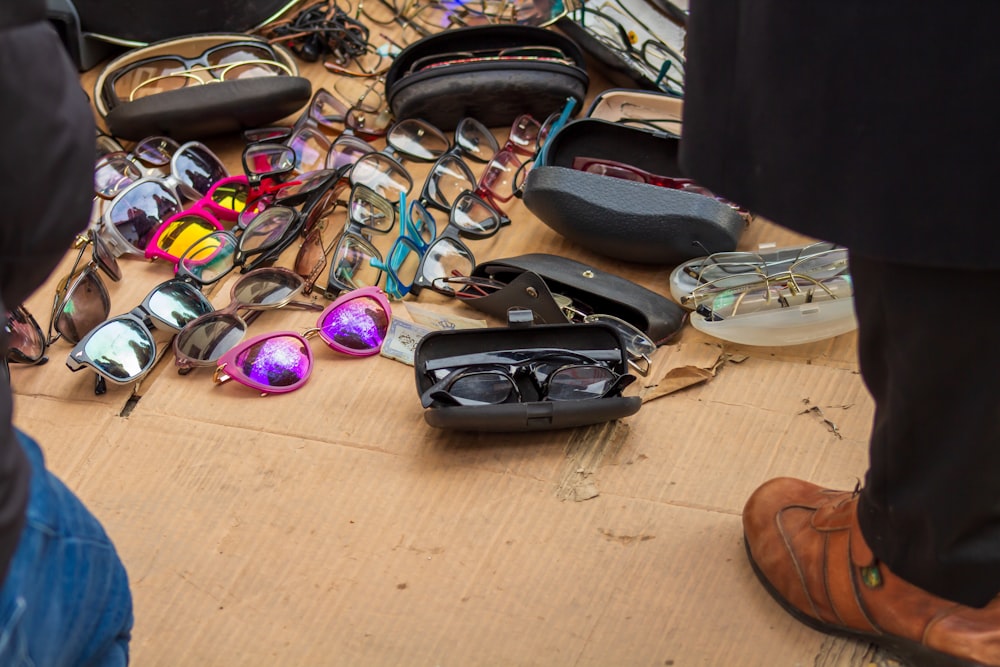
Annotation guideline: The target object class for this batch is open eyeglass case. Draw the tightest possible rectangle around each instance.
[521,88,747,264]
[414,311,642,432]
[462,252,687,346]
[93,33,312,141]
[384,24,590,130]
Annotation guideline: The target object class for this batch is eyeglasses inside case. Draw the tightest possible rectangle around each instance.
[384,24,590,130]
[522,88,747,264]
[414,320,641,432]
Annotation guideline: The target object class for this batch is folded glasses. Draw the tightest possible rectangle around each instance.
[475,115,544,206]
[172,267,322,374]
[242,142,297,188]
[362,0,576,34]
[419,348,634,408]
[103,40,293,107]
[287,88,392,175]
[681,242,844,285]
[320,183,406,296]
[296,182,392,295]
[65,278,215,392]
[326,133,377,172]
[570,155,750,216]
[569,6,684,95]
[683,270,853,321]
[212,286,391,395]
[47,232,122,348]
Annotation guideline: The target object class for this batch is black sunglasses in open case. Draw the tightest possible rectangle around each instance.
[414,310,642,432]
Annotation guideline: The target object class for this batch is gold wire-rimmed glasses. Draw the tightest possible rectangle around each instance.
[128,59,295,101]
[680,248,853,319]
[684,242,846,285]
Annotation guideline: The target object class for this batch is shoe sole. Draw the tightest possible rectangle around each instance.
[743,536,985,667]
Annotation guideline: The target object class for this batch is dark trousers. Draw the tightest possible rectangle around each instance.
[852,252,1000,607]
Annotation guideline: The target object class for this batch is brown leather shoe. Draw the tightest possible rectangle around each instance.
[743,477,1000,667]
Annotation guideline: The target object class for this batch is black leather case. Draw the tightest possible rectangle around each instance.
[104,77,313,141]
[384,24,589,130]
[463,253,687,346]
[522,89,747,264]
[93,33,312,141]
[414,316,641,432]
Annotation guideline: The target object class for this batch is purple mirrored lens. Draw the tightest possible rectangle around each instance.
[320,295,388,352]
[235,335,310,388]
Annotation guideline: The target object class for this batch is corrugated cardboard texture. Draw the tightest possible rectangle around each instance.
[5,33,890,667]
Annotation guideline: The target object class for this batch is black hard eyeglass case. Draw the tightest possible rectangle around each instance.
[414,314,641,432]
[384,24,589,130]
[522,88,747,264]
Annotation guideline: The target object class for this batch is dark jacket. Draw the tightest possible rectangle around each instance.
[0,1,96,581]
[679,1,1000,270]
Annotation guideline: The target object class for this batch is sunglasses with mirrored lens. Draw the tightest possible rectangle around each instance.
[212,286,391,394]
[172,267,321,373]
[5,305,48,366]
[65,279,215,389]
[97,177,184,258]
[47,233,122,347]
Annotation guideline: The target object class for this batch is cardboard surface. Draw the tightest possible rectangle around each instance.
[6,23,887,667]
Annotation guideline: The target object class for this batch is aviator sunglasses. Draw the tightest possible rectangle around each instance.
[212,286,391,395]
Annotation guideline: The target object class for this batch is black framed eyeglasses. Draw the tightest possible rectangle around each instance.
[410,189,509,296]
[420,348,634,407]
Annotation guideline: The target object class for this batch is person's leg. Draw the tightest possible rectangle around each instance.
[851,252,1000,607]
[740,252,1000,665]
[0,430,133,666]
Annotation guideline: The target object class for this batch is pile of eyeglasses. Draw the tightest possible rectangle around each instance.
[668,242,859,346]
[4,91,591,395]
[235,111,557,303]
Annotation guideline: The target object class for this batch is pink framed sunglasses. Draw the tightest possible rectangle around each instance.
[212,286,392,395]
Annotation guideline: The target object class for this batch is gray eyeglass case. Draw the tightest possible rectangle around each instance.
[521,89,747,264]
[384,24,589,130]
[414,315,641,432]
